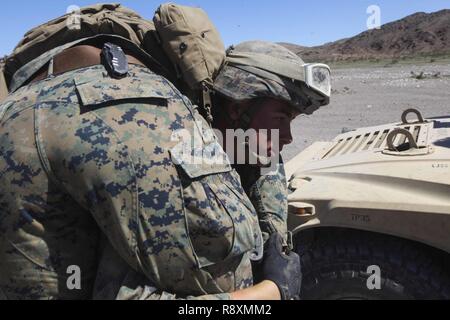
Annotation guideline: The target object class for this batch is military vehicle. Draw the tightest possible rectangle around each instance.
[285,109,450,299]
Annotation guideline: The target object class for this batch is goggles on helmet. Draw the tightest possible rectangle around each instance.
[225,52,331,109]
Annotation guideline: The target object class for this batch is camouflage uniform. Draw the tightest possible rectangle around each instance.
[0,38,263,300]
[212,41,313,242]
[234,161,288,242]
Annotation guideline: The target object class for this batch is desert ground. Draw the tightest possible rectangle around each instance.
[282,61,450,161]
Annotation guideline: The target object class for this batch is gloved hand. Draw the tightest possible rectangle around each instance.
[256,232,302,300]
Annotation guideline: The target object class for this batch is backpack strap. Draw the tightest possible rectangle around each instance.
[9,34,170,93]
[0,69,8,102]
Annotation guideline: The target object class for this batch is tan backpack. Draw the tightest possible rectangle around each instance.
[153,3,225,90]
[3,4,164,88]
[1,2,226,110]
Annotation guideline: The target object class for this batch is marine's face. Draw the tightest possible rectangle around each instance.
[219,97,300,163]
[248,98,300,155]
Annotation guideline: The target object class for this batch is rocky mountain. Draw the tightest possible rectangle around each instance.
[282,9,450,62]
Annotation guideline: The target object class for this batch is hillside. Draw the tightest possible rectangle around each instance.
[281,9,450,62]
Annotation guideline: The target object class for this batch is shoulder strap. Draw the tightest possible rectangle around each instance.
[4,4,171,89]
[0,68,8,102]
[9,34,171,93]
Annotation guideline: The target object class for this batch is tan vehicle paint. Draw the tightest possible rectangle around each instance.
[286,109,450,253]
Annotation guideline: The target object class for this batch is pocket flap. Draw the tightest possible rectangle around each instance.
[170,140,232,179]
[74,71,173,106]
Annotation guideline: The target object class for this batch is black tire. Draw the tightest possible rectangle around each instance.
[295,228,450,300]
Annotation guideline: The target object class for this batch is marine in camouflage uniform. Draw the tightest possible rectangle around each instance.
[212,41,322,243]
[0,35,264,300]
[93,41,314,299]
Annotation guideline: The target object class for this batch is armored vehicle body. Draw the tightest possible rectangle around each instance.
[286,109,450,299]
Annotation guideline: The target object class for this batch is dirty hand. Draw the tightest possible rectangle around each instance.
[258,232,302,300]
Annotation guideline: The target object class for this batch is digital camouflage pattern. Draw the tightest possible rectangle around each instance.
[214,41,315,114]
[234,160,288,242]
[213,41,298,243]
[0,61,263,300]
[247,161,288,242]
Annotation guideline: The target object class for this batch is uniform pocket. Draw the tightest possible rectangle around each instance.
[74,66,174,106]
[171,133,263,269]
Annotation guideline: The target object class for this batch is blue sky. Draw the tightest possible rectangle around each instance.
[1,0,449,56]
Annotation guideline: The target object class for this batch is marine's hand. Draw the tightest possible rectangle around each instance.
[259,233,301,300]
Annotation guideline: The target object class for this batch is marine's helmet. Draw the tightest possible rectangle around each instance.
[213,41,331,115]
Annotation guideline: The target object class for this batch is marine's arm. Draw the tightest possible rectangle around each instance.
[247,159,289,241]
[116,282,281,300]
[94,240,281,300]
[114,280,281,300]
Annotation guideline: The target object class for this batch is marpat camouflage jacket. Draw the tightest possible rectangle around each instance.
[0,47,263,299]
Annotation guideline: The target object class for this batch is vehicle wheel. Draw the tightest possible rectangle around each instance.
[295,228,450,300]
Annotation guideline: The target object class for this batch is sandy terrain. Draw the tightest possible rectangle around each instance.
[282,63,450,161]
